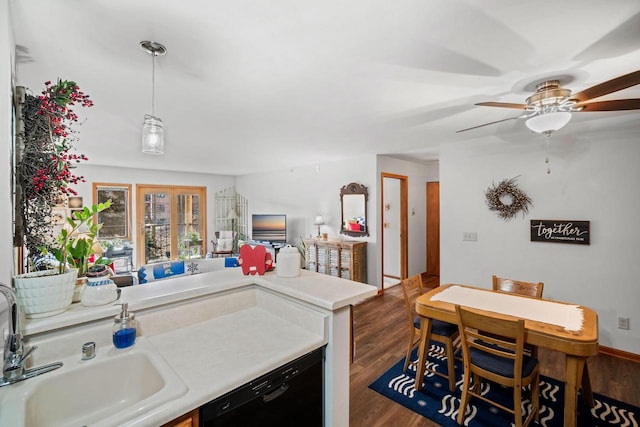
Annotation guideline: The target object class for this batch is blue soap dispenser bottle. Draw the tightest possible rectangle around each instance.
[113,303,137,349]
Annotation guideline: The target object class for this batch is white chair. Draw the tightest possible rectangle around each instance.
[211,231,236,256]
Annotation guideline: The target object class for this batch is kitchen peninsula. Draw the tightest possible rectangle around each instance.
[1,267,377,426]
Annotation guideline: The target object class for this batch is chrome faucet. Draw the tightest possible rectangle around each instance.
[0,283,27,381]
[0,283,62,387]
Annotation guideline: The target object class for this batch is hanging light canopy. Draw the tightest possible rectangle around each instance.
[140,41,167,154]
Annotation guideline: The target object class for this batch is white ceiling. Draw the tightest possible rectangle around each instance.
[9,0,640,176]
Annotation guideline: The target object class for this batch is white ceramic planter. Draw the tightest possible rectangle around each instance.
[12,269,78,318]
[276,245,301,278]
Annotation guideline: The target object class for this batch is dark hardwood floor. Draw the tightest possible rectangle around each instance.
[349,277,640,426]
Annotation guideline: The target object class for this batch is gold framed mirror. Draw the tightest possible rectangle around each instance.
[340,182,368,237]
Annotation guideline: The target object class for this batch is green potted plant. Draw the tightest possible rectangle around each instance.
[50,200,113,277]
[181,230,202,259]
[12,201,113,317]
[54,200,113,302]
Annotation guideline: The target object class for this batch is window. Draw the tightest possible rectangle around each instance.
[93,183,132,240]
[136,185,207,265]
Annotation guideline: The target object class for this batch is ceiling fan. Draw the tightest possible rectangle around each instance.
[457,69,640,133]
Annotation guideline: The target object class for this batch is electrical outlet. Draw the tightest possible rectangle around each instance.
[618,316,630,330]
[463,232,477,241]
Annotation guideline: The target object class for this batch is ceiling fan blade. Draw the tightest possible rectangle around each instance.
[456,115,523,133]
[476,101,528,109]
[576,99,640,111]
[571,69,640,102]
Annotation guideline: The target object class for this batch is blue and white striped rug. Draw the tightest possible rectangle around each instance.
[369,343,638,426]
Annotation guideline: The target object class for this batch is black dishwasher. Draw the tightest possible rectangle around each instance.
[199,346,324,426]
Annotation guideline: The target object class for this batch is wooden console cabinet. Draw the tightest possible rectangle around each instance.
[305,239,367,283]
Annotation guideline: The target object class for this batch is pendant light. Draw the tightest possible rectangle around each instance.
[140,41,167,154]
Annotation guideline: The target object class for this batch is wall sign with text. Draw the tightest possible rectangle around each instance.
[530,220,590,245]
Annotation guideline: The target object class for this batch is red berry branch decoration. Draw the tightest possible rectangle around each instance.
[16,79,94,258]
[35,79,93,195]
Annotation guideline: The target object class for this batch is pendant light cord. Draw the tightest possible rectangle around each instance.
[151,52,155,117]
[545,132,551,175]
[140,41,166,119]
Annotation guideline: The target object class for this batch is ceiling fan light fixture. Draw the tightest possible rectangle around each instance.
[525,111,572,134]
[460,69,640,134]
[140,41,167,155]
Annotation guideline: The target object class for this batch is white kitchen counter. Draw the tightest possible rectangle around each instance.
[5,267,377,426]
[23,268,374,336]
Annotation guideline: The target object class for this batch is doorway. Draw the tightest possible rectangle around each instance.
[136,184,207,266]
[381,173,408,291]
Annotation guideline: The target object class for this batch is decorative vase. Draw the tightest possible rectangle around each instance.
[276,245,301,278]
[81,264,118,307]
[12,269,78,318]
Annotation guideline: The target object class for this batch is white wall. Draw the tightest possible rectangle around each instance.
[236,155,378,286]
[440,125,640,354]
[25,154,437,293]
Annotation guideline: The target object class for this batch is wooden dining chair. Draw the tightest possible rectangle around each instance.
[492,275,544,298]
[400,274,459,392]
[492,275,544,357]
[454,304,539,427]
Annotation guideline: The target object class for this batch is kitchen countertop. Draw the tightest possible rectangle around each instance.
[24,267,376,336]
[5,267,377,426]
[145,295,328,425]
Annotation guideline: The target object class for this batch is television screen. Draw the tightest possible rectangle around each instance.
[252,214,286,243]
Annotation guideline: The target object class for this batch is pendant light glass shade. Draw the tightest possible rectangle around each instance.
[142,114,164,154]
[140,41,166,154]
[525,111,572,134]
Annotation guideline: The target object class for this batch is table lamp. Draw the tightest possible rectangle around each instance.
[313,215,324,238]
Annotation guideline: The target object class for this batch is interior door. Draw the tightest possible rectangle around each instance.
[426,181,440,276]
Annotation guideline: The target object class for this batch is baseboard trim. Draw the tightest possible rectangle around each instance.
[599,345,640,363]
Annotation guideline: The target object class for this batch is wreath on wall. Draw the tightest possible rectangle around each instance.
[485,176,533,221]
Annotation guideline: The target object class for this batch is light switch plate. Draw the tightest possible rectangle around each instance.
[463,232,477,241]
